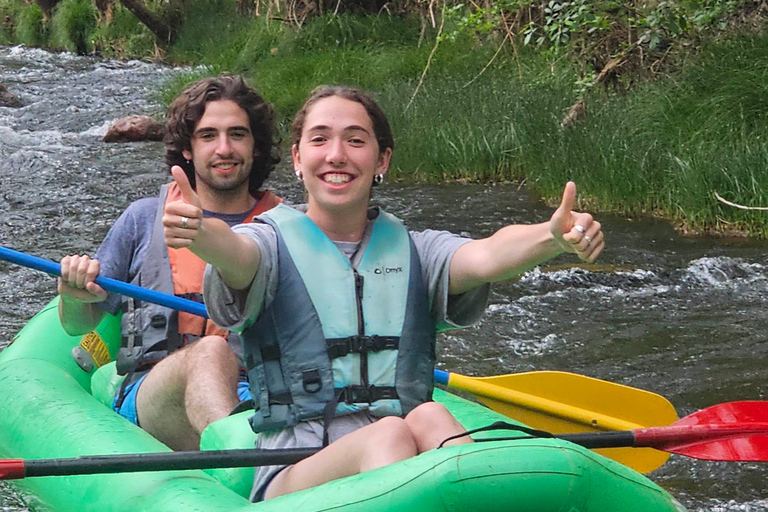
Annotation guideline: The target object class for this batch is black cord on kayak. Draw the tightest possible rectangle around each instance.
[438,421,554,448]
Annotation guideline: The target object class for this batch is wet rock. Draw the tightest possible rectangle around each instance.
[103,115,164,143]
[0,83,22,108]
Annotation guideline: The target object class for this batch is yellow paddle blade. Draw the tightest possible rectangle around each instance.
[446,371,678,474]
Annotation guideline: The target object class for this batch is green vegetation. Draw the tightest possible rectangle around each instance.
[15,2,48,47]
[0,0,21,43]
[2,0,768,235]
[93,3,156,58]
[51,0,97,54]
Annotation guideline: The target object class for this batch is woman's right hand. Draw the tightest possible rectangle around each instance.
[58,255,108,303]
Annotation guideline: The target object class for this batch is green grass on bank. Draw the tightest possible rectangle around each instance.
[521,36,768,235]
[384,34,768,236]
[2,0,768,235]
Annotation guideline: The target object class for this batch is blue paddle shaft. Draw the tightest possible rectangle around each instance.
[433,369,449,385]
[0,246,453,381]
[0,246,209,319]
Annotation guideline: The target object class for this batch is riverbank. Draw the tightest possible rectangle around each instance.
[3,0,768,236]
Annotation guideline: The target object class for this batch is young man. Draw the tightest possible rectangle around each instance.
[57,75,282,451]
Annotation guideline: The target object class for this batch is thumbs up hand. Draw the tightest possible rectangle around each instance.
[163,166,204,249]
[549,182,604,262]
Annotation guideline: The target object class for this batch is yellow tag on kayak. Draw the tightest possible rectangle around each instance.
[79,331,111,368]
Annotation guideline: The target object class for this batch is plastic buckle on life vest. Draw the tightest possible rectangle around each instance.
[351,386,371,403]
[302,369,323,393]
[367,335,386,352]
[342,385,399,403]
[347,335,364,354]
[150,314,166,328]
[115,345,143,376]
[342,385,376,404]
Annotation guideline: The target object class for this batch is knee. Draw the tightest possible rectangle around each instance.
[189,336,236,363]
[405,402,453,430]
[193,335,229,353]
[368,416,418,454]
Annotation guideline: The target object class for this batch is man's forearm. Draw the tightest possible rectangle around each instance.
[58,296,108,336]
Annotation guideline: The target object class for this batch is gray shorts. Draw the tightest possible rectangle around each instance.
[250,410,376,502]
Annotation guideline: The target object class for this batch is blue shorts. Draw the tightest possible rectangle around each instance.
[113,377,253,426]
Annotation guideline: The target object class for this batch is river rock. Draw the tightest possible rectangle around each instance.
[103,115,164,142]
[0,83,22,108]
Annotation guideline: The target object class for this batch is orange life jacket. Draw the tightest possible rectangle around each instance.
[165,183,283,338]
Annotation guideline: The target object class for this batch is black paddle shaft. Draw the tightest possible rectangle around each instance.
[23,448,321,477]
[559,431,637,450]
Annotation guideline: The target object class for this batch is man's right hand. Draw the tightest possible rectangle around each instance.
[58,255,108,303]
[164,165,204,249]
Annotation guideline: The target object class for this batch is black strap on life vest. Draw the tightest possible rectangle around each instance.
[258,333,398,370]
[175,292,204,303]
[256,334,401,442]
[320,334,400,446]
[256,325,401,447]
[321,388,345,448]
[336,385,399,404]
[319,384,400,448]
[325,335,400,359]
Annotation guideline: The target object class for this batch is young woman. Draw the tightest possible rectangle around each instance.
[163,85,604,501]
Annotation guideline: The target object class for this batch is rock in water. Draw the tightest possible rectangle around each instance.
[0,83,22,108]
[103,115,164,142]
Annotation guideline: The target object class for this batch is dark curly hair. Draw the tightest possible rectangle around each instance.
[291,85,393,155]
[165,74,280,193]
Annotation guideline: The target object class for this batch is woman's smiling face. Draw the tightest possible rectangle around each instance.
[293,95,391,216]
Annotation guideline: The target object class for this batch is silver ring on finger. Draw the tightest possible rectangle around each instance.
[584,235,592,243]
[181,216,189,229]
[574,225,586,234]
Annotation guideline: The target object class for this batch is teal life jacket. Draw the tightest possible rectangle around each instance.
[241,204,436,434]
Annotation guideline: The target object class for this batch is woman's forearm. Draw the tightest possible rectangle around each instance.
[190,218,261,291]
[449,222,562,295]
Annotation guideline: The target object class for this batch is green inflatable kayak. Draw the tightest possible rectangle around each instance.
[0,298,688,512]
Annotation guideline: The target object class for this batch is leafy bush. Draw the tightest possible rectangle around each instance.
[51,0,97,54]
[446,0,754,89]
[15,3,48,47]
[0,0,23,44]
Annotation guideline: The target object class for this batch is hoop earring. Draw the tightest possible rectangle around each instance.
[373,174,384,186]
[295,169,303,181]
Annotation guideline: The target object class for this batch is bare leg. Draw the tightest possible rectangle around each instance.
[404,401,473,452]
[264,416,418,500]
[135,335,241,451]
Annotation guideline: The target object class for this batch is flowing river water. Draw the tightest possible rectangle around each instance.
[1,45,768,511]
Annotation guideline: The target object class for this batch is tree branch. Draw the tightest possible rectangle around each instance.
[119,0,177,44]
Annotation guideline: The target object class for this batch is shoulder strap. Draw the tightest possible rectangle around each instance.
[246,190,283,222]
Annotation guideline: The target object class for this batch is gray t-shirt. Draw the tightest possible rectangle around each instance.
[94,195,264,316]
[204,207,490,333]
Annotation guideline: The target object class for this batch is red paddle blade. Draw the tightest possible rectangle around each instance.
[634,401,768,461]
